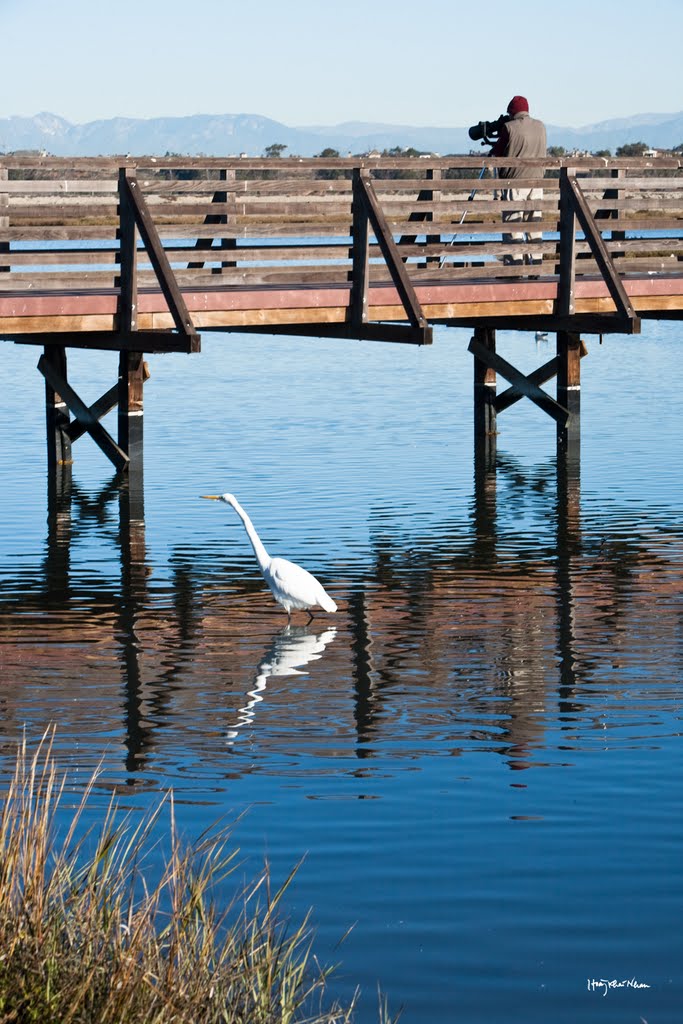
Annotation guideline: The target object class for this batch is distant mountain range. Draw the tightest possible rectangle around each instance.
[0,110,682,158]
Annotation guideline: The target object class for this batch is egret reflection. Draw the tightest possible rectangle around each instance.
[226,625,337,746]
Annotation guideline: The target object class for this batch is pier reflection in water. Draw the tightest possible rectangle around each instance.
[2,446,678,781]
[1,448,598,774]
[0,328,682,1024]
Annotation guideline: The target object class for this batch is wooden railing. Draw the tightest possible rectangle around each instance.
[3,156,680,472]
[0,154,681,323]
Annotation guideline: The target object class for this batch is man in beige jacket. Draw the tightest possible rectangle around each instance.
[491,96,547,268]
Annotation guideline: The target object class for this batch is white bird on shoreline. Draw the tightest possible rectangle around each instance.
[201,493,338,621]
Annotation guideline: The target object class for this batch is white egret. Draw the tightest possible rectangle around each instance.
[201,493,338,621]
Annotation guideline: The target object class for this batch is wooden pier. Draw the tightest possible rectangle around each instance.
[1,154,682,477]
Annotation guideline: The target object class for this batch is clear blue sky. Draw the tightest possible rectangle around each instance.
[3,0,681,128]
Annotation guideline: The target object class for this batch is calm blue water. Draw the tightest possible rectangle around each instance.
[1,320,682,1023]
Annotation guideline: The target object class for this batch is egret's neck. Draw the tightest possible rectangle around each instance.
[229,497,270,571]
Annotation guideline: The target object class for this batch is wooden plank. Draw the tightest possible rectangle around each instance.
[0,295,661,338]
[3,179,118,193]
[2,155,678,177]
[4,247,119,265]
[0,273,680,323]
[5,226,119,241]
[9,202,118,218]
[0,269,679,312]
[0,272,120,289]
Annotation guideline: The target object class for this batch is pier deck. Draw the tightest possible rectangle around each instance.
[1,155,681,471]
[0,272,681,344]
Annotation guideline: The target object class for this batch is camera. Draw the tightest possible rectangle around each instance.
[468,114,510,145]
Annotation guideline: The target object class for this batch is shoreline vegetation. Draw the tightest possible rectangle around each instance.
[0,732,393,1024]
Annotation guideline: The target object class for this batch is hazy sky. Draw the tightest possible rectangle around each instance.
[3,0,681,128]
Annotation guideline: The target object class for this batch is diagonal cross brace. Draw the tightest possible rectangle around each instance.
[468,336,569,426]
[351,170,432,345]
[65,383,119,443]
[119,170,201,349]
[38,355,129,471]
[559,170,639,325]
[495,340,588,413]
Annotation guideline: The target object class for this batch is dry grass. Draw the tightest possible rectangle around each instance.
[0,731,388,1024]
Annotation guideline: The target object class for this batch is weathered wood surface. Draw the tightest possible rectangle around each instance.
[0,155,681,345]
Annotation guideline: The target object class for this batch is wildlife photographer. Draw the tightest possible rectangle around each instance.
[489,95,547,268]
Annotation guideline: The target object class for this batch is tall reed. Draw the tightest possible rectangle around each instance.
[0,731,363,1024]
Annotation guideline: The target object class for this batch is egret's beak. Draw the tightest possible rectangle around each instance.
[201,495,221,500]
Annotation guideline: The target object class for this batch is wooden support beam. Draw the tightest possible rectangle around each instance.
[351,169,370,327]
[557,168,577,317]
[37,352,129,471]
[472,326,497,461]
[468,335,569,426]
[456,313,640,336]
[0,167,9,274]
[119,169,138,334]
[42,345,72,472]
[8,330,200,353]
[556,331,582,453]
[237,321,430,344]
[118,351,146,467]
[119,457,145,535]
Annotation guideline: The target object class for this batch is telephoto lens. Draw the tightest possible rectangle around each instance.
[468,121,487,142]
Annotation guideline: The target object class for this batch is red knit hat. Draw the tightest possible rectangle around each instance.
[507,95,529,116]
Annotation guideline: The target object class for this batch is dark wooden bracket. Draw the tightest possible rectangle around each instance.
[10,331,197,352]
[118,168,201,352]
[350,169,433,345]
[235,322,431,345]
[557,169,640,329]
